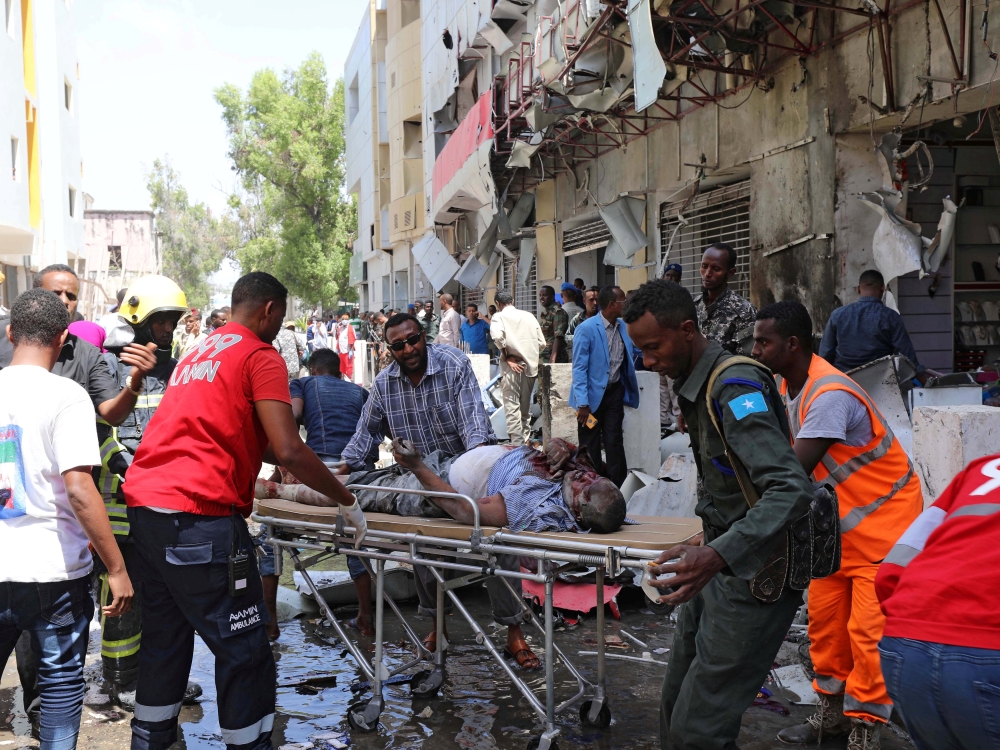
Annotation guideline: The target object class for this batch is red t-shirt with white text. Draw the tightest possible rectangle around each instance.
[876,453,1000,650]
[124,322,291,516]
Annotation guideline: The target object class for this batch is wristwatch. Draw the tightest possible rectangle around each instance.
[125,376,143,396]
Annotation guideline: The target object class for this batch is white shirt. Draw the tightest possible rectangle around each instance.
[0,366,101,582]
[448,445,511,499]
[437,307,462,347]
[490,304,548,377]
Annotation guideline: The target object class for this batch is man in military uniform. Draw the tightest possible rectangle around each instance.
[95,275,202,710]
[420,300,439,343]
[696,243,756,355]
[624,279,814,750]
[538,285,569,363]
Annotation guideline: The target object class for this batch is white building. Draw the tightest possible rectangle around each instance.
[0,0,84,309]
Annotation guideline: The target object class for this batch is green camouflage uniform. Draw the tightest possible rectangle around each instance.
[660,340,813,750]
[538,303,569,363]
[695,286,757,355]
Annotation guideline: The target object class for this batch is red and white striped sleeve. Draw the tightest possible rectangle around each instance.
[875,471,959,607]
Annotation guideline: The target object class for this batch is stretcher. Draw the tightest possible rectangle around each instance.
[252,487,701,750]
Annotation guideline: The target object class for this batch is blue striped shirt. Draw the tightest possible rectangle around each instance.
[486,446,579,533]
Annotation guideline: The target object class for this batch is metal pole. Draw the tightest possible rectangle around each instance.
[374,559,385,695]
[288,551,374,681]
[436,565,446,666]
[596,569,606,696]
[545,576,555,733]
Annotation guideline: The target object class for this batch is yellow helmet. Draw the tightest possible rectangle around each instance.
[119,275,188,326]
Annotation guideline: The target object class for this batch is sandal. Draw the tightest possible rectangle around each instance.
[505,636,541,670]
[348,617,375,638]
[422,630,448,653]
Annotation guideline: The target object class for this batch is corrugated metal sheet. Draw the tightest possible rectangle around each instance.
[659,180,751,300]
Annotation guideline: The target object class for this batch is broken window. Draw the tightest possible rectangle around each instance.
[108,245,122,271]
[659,180,751,300]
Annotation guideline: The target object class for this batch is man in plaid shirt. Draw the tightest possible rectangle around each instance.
[340,314,495,469]
[338,313,502,643]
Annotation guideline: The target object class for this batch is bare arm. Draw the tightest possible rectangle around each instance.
[392,439,509,526]
[254,399,355,507]
[291,397,305,423]
[792,436,837,476]
[64,469,133,617]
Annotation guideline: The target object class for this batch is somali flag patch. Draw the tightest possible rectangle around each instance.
[727,392,768,420]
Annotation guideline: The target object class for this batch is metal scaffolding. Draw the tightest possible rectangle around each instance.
[490,0,948,189]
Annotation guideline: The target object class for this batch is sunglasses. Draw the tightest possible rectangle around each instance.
[388,332,423,351]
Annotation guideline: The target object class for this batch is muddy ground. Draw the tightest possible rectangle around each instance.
[0,580,914,750]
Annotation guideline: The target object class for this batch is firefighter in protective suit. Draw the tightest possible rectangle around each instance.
[94,274,203,710]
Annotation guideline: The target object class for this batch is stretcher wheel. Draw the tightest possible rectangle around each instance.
[410,668,443,697]
[646,599,675,616]
[579,699,612,728]
[347,698,380,732]
[526,737,560,750]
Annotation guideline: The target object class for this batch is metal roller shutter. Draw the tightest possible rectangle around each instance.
[659,180,751,300]
[503,256,538,316]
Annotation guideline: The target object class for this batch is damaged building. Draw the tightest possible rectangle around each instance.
[347,0,1000,374]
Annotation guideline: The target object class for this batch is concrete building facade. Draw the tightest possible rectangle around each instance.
[346,0,1000,374]
[0,0,84,310]
[80,210,158,319]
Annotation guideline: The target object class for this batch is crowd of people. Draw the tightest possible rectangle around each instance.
[0,252,993,750]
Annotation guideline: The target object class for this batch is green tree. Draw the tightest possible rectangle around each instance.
[146,158,229,310]
[216,52,357,306]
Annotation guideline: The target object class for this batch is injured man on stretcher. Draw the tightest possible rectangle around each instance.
[259,438,626,670]
[367,436,627,669]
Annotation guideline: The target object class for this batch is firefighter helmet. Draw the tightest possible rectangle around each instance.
[119,275,188,326]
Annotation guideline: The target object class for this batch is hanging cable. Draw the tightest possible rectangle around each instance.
[968,0,1000,139]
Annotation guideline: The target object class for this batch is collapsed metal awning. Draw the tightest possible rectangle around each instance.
[411,232,461,292]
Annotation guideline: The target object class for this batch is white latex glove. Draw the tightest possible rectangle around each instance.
[341,499,367,549]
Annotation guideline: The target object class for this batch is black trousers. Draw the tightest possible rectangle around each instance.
[577,379,627,487]
[94,539,142,686]
[127,507,275,750]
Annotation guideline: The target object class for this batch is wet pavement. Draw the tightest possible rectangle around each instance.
[0,585,914,749]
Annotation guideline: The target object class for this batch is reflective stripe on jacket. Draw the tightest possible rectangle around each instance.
[781,355,922,561]
[95,425,131,537]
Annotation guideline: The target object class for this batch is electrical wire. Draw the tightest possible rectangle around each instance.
[716,81,757,110]
[968,0,1000,140]
[866,15,878,148]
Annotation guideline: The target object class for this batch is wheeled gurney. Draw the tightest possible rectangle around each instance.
[252,486,700,749]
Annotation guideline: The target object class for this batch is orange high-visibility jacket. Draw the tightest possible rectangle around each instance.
[780,355,923,562]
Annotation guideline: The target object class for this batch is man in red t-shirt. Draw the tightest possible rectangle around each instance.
[123,272,366,750]
[875,454,1000,750]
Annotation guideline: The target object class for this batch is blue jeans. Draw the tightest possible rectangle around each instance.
[879,636,1000,750]
[252,526,277,577]
[0,577,94,750]
[254,525,367,579]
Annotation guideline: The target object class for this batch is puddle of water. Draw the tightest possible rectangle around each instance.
[170,586,668,750]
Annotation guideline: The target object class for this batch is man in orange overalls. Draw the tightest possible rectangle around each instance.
[752,301,922,750]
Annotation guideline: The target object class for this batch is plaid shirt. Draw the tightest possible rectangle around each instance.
[486,446,579,533]
[340,344,496,469]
